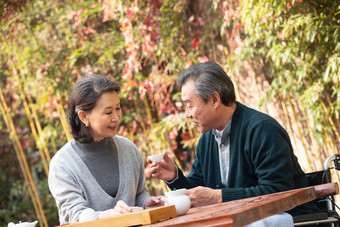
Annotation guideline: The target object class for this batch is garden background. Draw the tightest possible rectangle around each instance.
[1,0,339,226]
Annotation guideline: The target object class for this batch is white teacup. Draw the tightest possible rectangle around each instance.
[148,153,164,163]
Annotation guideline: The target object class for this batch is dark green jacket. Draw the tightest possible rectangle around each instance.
[168,102,319,215]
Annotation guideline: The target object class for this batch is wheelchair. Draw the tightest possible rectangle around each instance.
[293,154,340,227]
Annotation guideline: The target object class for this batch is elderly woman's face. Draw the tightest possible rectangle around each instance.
[86,91,122,141]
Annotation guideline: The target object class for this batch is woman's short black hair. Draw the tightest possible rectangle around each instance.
[67,74,120,143]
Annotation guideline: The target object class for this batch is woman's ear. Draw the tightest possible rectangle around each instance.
[78,110,89,127]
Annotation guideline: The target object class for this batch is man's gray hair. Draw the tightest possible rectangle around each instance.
[177,62,235,106]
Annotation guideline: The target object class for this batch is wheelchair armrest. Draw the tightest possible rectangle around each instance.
[293,212,329,223]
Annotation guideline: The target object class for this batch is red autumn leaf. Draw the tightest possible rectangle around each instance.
[235,24,243,29]
[191,37,200,49]
[198,56,209,63]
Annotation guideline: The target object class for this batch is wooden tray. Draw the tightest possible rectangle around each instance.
[57,205,177,227]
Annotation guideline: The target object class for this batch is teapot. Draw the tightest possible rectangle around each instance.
[162,188,191,216]
[8,220,38,227]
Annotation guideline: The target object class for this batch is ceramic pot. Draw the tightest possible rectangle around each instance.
[163,188,191,216]
[8,220,38,227]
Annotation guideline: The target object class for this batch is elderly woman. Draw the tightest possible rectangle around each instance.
[48,74,163,224]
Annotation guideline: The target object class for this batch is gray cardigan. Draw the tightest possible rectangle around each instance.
[48,136,150,224]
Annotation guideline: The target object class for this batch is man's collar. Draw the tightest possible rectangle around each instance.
[212,119,232,138]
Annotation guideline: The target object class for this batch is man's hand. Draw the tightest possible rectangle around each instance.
[147,151,177,181]
[184,186,222,207]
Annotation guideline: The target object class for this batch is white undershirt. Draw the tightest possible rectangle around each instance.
[212,120,232,188]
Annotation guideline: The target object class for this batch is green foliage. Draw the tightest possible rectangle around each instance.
[1,0,339,225]
[237,0,340,139]
[1,0,201,224]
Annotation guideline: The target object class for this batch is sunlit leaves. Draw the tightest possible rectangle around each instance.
[237,0,340,142]
[2,0,339,223]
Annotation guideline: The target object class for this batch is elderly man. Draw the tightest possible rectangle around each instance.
[148,62,319,218]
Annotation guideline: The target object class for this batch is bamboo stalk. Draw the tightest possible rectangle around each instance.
[12,69,50,176]
[58,102,73,141]
[11,141,41,222]
[2,36,48,226]
[229,71,241,103]
[321,100,340,145]
[20,91,49,176]
[56,91,73,141]
[286,94,313,172]
[2,35,51,175]
[323,135,340,203]
[16,28,52,160]
[303,108,323,170]
[322,133,340,201]
[133,96,147,133]
[132,95,152,155]
[143,96,154,128]
[320,127,339,178]
[26,92,52,162]
[255,77,268,113]
[322,134,334,164]
[325,93,340,135]
[278,94,298,150]
[160,131,182,194]
[0,89,48,227]
[322,134,339,193]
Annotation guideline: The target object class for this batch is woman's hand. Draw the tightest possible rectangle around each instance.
[109,200,142,215]
[144,196,165,209]
[147,151,177,181]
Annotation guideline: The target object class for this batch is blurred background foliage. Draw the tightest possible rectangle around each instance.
[0,0,339,226]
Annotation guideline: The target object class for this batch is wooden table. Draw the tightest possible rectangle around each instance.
[146,182,338,227]
[58,183,338,227]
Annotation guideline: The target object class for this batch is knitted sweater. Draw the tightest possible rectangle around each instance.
[168,102,319,215]
[48,136,149,224]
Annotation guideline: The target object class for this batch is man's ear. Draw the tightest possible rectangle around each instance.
[78,110,89,127]
[211,92,221,108]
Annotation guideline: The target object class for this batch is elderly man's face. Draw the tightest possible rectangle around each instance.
[181,80,216,133]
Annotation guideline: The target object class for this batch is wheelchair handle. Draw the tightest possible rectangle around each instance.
[323,154,340,170]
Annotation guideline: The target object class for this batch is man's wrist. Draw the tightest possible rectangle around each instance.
[215,189,222,203]
[165,166,179,184]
